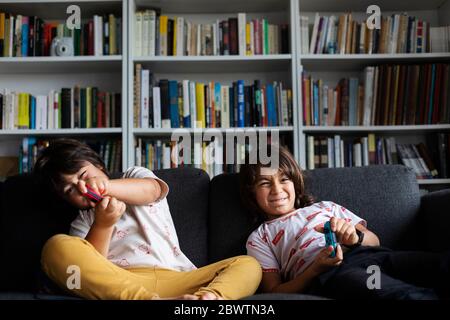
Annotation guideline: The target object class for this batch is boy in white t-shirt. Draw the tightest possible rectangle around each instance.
[34,139,261,300]
[239,145,450,299]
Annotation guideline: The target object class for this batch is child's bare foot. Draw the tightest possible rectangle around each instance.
[198,292,223,300]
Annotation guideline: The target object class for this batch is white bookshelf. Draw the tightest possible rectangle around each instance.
[0,0,128,172]
[295,0,450,187]
[127,0,299,170]
[1,0,449,187]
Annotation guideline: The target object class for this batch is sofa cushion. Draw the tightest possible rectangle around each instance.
[208,165,421,263]
[0,174,78,291]
[304,165,421,250]
[153,167,210,267]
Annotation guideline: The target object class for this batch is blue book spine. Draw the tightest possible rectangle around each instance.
[428,64,436,124]
[30,96,36,129]
[183,115,191,128]
[237,80,245,127]
[21,22,29,57]
[266,84,275,126]
[214,83,221,127]
[229,87,234,128]
[168,80,179,128]
[313,82,319,126]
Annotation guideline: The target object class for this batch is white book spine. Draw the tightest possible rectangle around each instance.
[135,12,142,56]
[221,85,229,128]
[176,17,184,56]
[310,13,320,54]
[196,24,201,56]
[35,96,42,130]
[141,69,149,128]
[212,22,218,56]
[189,82,196,128]
[194,142,201,169]
[362,137,369,166]
[307,135,315,169]
[354,142,362,167]
[163,143,171,169]
[152,87,161,129]
[334,135,341,168]
[48,91,54,130]
[142,11,150,56]
[238,13,246,55]
[340,140,345,167]
[53,92,59,129]
[363,66,374,126]
[149,11,156,56]
[327,137,334,168]
[186,21,191,56]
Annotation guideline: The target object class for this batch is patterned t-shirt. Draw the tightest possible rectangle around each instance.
[70,166,196,271]
[246,201,366,281]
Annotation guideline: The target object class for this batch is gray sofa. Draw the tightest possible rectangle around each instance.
[0,165,449,300]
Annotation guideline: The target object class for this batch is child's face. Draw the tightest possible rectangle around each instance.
[60,161,107,210]
[254,167,296,219]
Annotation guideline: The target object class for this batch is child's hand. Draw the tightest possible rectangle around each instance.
[78,176,109,196]
[309,245,343,275]
[93,197,126,228]
[315,217,359,247]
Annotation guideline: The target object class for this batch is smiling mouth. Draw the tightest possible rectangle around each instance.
[270,197,288,203]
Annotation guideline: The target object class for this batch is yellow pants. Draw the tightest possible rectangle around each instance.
[41,234,262,300]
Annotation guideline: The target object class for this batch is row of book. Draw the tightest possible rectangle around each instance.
[134,65,292,129]
[0,88,121,130]
[306,133,449,179]
[135,135,292,178]
[19,138,122,174]
[302,63,450,126]
[0,12,122,57]
[300,13,443,54]
[134,10,289,56]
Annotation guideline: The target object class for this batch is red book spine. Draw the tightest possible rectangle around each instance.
[88,20,94,55]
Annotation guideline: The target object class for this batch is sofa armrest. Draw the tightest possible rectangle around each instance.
[420,189,450,252]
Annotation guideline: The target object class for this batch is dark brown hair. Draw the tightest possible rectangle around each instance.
[33,138,109,194]
[239,145,314,225]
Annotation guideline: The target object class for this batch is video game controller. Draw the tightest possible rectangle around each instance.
[83,185,104,203]
[324,221,338,258]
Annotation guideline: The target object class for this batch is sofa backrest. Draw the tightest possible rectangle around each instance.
[0,174,78,291]
[0,167,210,292]
[208,165,422,263]
[153,168,210,267]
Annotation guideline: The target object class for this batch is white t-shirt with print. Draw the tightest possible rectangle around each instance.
[70,166,196,271]
[246,201,366,281]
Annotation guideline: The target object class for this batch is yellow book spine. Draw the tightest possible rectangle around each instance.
[160,16,168,56]
[173,17,177,56]
[18,93,29,129]
[195,83,205,128]
[109,14,116,55]
[246,22,251,55]
[0,13,5,47]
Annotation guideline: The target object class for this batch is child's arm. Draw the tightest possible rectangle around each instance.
[261,245,343,294]
[78,177,163,206]
[85,197,126,256]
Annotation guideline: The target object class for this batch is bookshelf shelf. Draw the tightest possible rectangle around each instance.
[133,126,294,136]
[133,55,293,73]
[0,56,123,74]
[298,0,444,12]
[303,125,450,134]
[417,179,450,185]
[300,53,450,71]
[0,128,122,138]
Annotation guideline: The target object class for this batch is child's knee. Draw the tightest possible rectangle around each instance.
[237,255,262,280]
[41,234,82,267]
